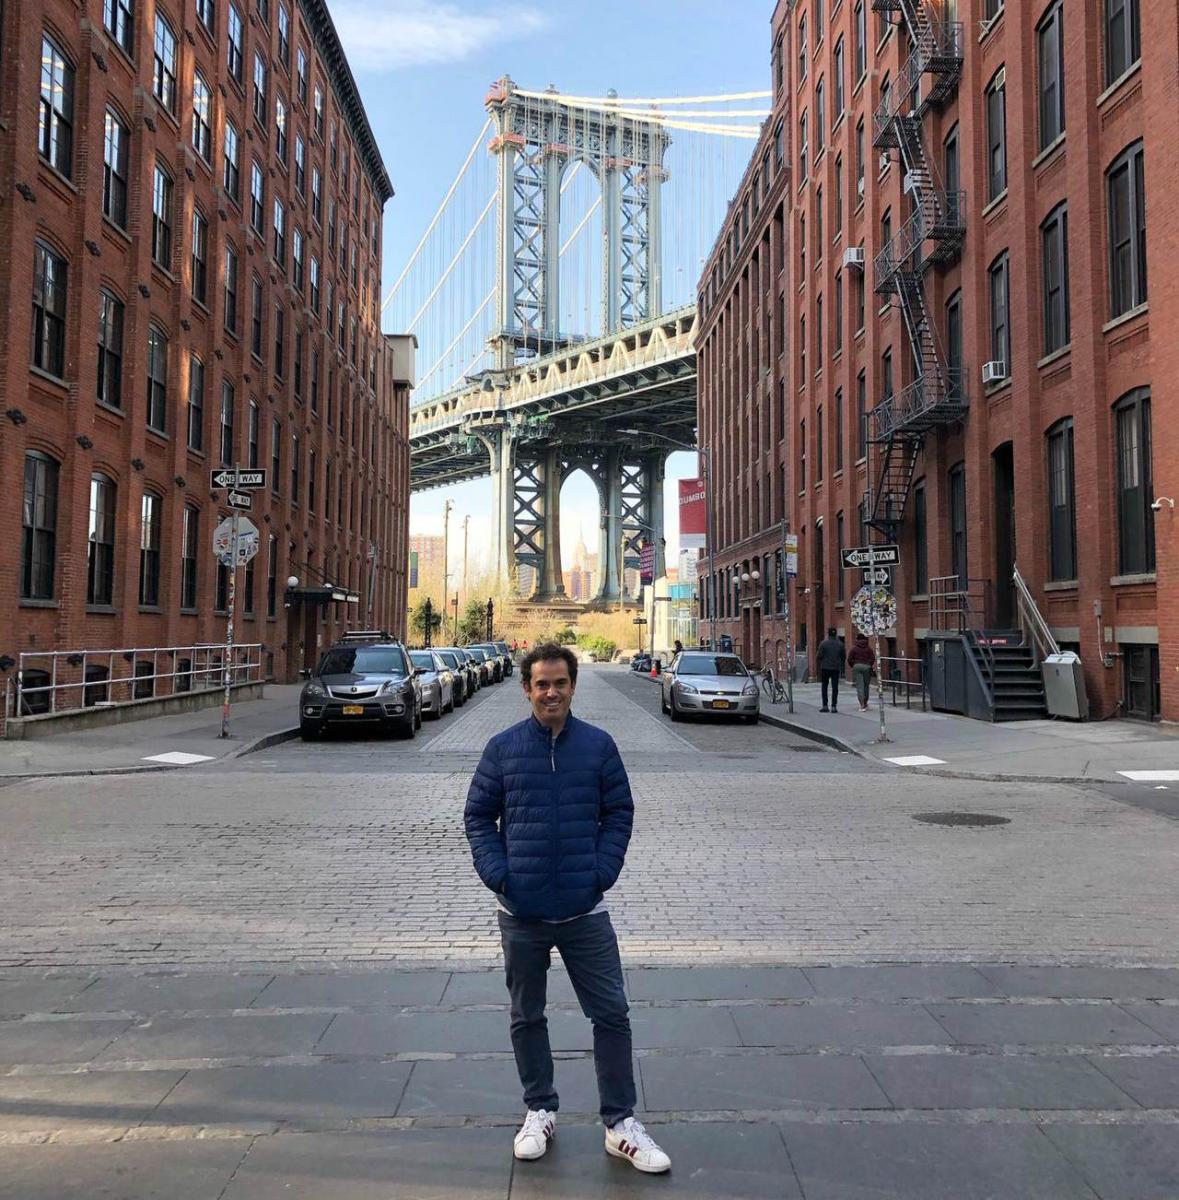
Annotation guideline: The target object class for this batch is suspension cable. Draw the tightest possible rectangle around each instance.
[514,88,771,105]
[407,192,496,332]
[417,289,495,390]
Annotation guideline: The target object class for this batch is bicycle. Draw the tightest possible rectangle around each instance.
[759,662,788,704]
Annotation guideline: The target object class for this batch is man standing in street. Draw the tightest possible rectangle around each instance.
[817,627,844,713]
[464,642,671,1174]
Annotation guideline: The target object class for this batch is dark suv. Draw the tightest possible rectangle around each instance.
[299,634,422,740]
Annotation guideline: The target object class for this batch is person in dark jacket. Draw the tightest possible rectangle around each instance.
[816,627,844,712]
[465,642,671,1174]
[848,634,876,711]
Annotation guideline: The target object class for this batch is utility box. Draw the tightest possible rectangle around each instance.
[1042,652,1089,721]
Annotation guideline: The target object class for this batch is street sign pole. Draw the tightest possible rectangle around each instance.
[781,522,795,713]
[220,466,240,739]
[869,543,889,744]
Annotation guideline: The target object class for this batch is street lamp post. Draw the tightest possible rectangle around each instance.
[618,430,717,652]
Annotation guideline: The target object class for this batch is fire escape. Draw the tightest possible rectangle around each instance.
[865,1,966,540]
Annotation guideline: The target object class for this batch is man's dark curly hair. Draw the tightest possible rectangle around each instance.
[520,641,579,686]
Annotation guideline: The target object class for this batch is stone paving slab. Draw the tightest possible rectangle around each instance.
[976,965,1179,999]
[60,972,272,1014]
[397,1056,609,1118]
[1042,1123,1179,1200]
[0,1068,184,1135]
[626,1006,743,1050]
[780,1120,1099,1199]
[0,1137,249,1199]
[314,1009,568,1056]
[148,1061,414,1126]
[925,1002,1169,1047]
[250,970,450,1010]
[93,1013,335,1064]
[1084,1052,1179,1108]
[730,1001,954,1048]
[803,964,999,1000]
[862,1052,1141,1111]
[0,1017,130,1066]
[0,976,92,1016]
[625,966,813,1002]
[639,1051,890,1113]
[508,1121,802,1199]
[220,1128,511,1200]
[440,969,584,1007]
[1119,1002,1179,1043]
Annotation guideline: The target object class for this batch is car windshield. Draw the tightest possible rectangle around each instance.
[409,652,436,670]
[494,642,509,654]
[438,651,458,668]
[676,654,747,677]
[318,646,408,676]
[467,648,486,661]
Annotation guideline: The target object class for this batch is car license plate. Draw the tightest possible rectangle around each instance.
[711,699,730,709]
[342,704,365,715]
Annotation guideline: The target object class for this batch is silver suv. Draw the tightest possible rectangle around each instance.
[299,634,422,740]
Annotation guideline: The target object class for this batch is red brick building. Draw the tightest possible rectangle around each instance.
[1,0,411,702]
[698,0,1176,722]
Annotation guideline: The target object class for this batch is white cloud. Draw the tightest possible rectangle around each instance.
[332,1,549,71]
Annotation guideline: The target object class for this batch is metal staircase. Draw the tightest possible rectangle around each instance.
[864,1,966,540]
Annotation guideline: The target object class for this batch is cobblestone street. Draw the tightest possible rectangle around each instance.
[2,667,1178,1197]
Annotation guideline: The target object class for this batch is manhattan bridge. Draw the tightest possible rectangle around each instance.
[386,79,762,603]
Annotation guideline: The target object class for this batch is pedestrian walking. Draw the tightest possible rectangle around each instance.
[817,627,844,713]
[848,634,876,712]
[464,641,671,1174]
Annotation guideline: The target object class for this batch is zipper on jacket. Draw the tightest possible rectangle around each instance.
[550,729,556,772]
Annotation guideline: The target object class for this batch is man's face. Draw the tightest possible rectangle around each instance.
[524,657,575,728]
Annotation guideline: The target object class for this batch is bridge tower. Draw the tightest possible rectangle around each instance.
[481,78,671,602]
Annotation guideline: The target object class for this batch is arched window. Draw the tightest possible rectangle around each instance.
[1046,419,1076,581]
[87,473,117,606]
[1113,388,1154,575]
[139,491,163,607]
[22,451,60,600]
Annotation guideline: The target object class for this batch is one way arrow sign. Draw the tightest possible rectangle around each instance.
[210,468,267,490]
[840,543,901,568]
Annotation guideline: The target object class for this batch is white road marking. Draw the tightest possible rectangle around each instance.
[142,751,216,765]
[885,755,947,767]
[1118,770,1179,782]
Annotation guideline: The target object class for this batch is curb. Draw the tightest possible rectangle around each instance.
[230,726,301,758]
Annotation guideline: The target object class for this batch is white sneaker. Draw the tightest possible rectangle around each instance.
[513,1108,555,1160]
[605,1116,671,1173]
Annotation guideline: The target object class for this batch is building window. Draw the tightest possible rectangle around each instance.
[1041,203,1070,354]
[292,227,304,290]
[1105,0,1141,87]
[102,108,129,227]
[21,452,59,600]
[986,68,1007,201]
[1122,644,1159,722]
[310,256,320,312]
[834,270,844,352]
[313,84,324,136]
[192,71,212,160]
[248,399,259,467]
[146,325,168,432]
[799,419,806,488]
[1107,141,1147,317]
[855,118,865,200]
[834,154,843,232]
[1037,1,1065,149]
[834,386,844,472]
[277,1,290,66]
[152,163,173,269]
[139,491,162,607]
[31,241,67,378]
[881,347,893,403]
[296,47,308,105]
[220,381,235,464]
[310,348,319,412]
[854,0,866,80]
[97,289,124,409]
[253,52,267,124]
[988,252,1010,371]
[103,0,134,53]
[294,326,303,398]
[1046,418,1077,581]
[294,135,305,193]
[275,95,288,163]
[152,13,177,112]
[192,208,209,305]
[946,289,963,399]
[946,463,969,589]
[833,37,845,119]
[799,314,806,381]
[87,473,117,606]
[856,369,867,459]
[273,303,285,377]
[816,405,824,481]
[815,80,825,154]
[798,111,808,179]
[267,534,277,615]
[196,0,214,34]
[227,3,244,82]
[273,197,286,267]
[835,512,845,601]
[798,14,807,80]
[181,506,199,609]
[290,431,300,503]
[39,35,75,177]
[815,186,824,257]
[913,479,928,593]
[855,249,865,330]
[223,120,241,200]
[250,160,265,232]
[251,276,263,357]
[815,295,823,372]
[311,167,322,223]
[1114,388,1154,575]
[187,354,204,450]
[271,417,281,494]
[224,243,239,332]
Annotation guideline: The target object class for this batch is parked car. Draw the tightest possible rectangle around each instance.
[434,648,472,705]
[465,646,500,684]
[660,651,759,724]
[492,640,514,676]
[452,647,482,697]
[409,649,456,719]
[299,635,422,740]
[470,642,507,681]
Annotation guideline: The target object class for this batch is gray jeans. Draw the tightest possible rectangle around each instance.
[853,662,872,706]
[498,909,635,1126]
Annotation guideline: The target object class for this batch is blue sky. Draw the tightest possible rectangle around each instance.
[335,1,770,568]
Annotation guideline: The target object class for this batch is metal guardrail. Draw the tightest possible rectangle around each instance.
[11,643,263,718]
[877,655,927,711]
[1013,564,1060,666]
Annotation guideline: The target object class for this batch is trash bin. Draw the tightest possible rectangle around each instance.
[1042,652,1089,720]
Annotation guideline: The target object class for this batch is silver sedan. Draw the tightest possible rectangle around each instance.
[409,650,456,719]
[660,652,760,724]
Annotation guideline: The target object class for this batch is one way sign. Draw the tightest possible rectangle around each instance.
[210,468,267,490]
[840,544,901,569]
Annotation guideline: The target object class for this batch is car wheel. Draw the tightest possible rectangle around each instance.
[414,703,422,730]
[428,689,443,719]
[400,710,416,739]
[661,690,669,714]
[669,693,682,722]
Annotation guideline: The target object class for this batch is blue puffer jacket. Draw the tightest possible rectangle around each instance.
[464,713,634,921]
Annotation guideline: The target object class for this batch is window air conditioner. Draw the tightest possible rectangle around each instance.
[842,246,865,269]
[857,176,865,198]
[879,153,890,173]
[982,360,1007,385]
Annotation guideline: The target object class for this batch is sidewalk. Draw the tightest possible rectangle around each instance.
[0,686,301,779]
[758,680,1179,784]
